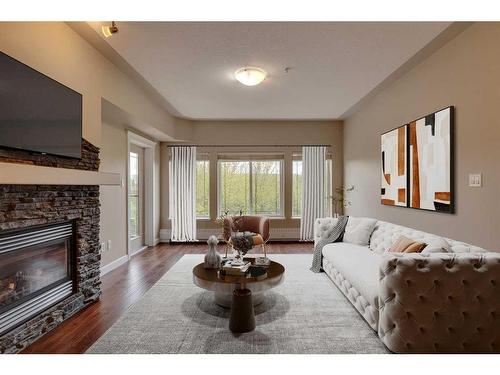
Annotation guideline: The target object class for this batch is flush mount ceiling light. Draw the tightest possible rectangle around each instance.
[101,21,118,38]
[234,67,267,86]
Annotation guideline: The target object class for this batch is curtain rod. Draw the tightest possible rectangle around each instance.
[165,144,331,148]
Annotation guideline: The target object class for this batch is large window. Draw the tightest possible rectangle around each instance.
[196,160,210,218]
[292,156,333,218]
[219,159,283,216]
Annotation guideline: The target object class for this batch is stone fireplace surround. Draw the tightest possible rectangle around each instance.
[0,140,101,354]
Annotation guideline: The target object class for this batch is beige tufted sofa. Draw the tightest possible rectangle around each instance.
[314,218,500,353]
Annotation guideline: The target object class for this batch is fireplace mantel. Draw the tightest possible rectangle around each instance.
[0,162,121,186]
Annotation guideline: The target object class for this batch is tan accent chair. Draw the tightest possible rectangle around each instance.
[222,215,270,257]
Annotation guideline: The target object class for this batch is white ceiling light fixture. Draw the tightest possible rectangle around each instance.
[234,67,267,86]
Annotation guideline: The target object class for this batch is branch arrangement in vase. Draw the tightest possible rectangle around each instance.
[215,210,229,241]
[214,208,247,241]
[328,185,355,217]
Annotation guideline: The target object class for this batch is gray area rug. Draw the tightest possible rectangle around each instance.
[87,254,389,354]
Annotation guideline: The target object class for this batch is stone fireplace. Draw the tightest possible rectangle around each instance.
[0,140,102,353]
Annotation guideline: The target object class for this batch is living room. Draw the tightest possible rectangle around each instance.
[1,1,499,373]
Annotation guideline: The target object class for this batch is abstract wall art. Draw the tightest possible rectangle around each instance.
[381,106,454,213]
[381,125,407,207]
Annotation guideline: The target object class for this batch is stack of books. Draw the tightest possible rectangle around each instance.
[254,257,271,267]
[222,261,251,275]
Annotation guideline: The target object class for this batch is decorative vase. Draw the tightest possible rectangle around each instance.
[204,235,221,269]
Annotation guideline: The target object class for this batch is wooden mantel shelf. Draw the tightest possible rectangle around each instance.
[0,162,122,186]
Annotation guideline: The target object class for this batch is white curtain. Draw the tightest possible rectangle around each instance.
[169,146,197,241]
[300,146,326,241]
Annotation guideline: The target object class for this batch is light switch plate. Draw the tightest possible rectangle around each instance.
[469,173,482,187]
[100,241,107,252]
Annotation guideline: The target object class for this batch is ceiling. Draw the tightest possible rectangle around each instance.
[88,22,451,120]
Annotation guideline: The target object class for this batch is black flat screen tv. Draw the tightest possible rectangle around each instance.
[0,51,82,159]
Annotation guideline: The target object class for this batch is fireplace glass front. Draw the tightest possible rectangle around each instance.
[0,222,75,335]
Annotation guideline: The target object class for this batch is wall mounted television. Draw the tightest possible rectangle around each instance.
[0,51,82,159]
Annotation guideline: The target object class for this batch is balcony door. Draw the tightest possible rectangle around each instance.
[129,144,145,254]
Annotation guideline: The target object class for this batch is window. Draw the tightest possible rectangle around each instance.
[292,159,302,218]
[219,161,250,215]
[292,155,333,218]
[251,161,282,215]
[129,152,139,238]
[196,160,210,218]
[219,159,283,216]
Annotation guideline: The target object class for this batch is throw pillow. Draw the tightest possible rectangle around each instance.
[421,237,451,254]
[343,217,377,246]
[404,242,427,253]
[387,235,426,253]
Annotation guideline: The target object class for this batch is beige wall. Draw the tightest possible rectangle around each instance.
[160,120,343,236]
[100,121,162,265]
[99,123,128,265]
[344,22,500,251]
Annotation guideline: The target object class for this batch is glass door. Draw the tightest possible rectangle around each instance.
[129,144,145,253]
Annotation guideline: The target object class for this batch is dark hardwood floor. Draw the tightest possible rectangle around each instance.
[22,242,313,354]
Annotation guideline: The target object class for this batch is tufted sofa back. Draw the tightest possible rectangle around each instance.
[369,220,488,254]
[314,217,489,253]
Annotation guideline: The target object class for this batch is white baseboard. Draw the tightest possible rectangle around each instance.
[153,237,160,246]
[130,245,148,258]
[100,255,128,276]
[159,228,300,242]
[159,228,171,242]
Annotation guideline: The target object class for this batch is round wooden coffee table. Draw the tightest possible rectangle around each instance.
[192,259,285,333]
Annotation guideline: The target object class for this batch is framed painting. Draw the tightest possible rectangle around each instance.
[381,125,407,207]
[381,106,454,213]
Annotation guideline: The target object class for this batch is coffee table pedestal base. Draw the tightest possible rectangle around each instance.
[215,291,264,308]
[229,288,255,333]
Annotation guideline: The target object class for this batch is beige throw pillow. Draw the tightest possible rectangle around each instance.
[388,235,426,253]
[343,217,377,246]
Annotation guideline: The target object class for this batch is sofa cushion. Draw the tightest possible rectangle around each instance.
[421,237,451,254]
[343,217,377,246]
[322,242,381,308]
